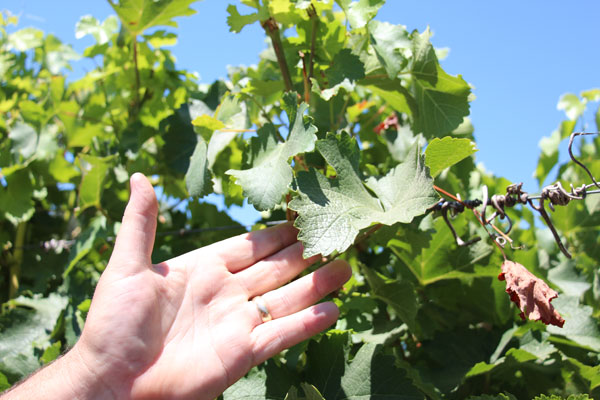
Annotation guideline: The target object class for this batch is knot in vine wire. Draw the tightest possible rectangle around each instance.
[539,181,588,211]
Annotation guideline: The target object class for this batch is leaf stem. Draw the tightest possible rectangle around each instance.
[9,222,26,299]
[262,18,293,93]
[300,52,310,104]
[307,4,318,81]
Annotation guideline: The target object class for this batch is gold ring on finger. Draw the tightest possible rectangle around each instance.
[251,295,272,323]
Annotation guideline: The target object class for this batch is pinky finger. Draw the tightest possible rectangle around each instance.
[250,302,339,365]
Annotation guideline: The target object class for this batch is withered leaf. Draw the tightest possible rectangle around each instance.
[498,260,565,328]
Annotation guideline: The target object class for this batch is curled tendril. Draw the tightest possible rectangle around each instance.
[432,132,600,259]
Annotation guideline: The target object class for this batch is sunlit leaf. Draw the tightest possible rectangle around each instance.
[108,0,198,36]
[425,137,477,177]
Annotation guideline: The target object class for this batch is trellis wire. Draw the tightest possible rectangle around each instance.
[432,132,600,258]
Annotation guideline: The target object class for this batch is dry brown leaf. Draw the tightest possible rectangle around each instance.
[498,260,565,327]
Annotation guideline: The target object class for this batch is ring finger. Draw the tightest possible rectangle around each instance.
[251,260,351,322]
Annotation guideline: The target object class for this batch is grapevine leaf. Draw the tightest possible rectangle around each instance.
[291,133,437,257]
[557,93,586,121]
[290,133,381,257]
[336,0,385,29]
[0,294,68,382]
[0,372,8,391]
[305,331,350,399]
[227,103,317,211]
[108,0,198,36]
[361,77,413,115]
[313,49,365,100]
[75,15,119,45]
[63,216,107,277]
[547,259,591,297]
[466,395,517,400]
[364,144,438,225]
[164,102,202,173]
[44,42,80,75]
[207,95,247,169]
[285,383,325,400]
[185,136,211,197]
[77,154,117,212]
[326,49,365,87]
[384,125,427,163]
[534,120,575,185]
[306,333,424,399]
[389,217,495,286]
[564,358,600,393]
[192,114,225,138]
[360,265,419,331]
[411,29,471,138]
[368,20,411,79]
[547,296,600,351]
[7,28,43,51]
[534,395,592,400]
[40,341,62,365]
[339,343,424,399]
[498,260,565,327]
[534,129,561,185]
[0,170,35,225]
[226,4,264,33]
[8,122,38,160]
[222,360,295,400]
[425,137,477,177]
[418,328,496,394]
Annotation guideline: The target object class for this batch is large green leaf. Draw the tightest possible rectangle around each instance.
[77,154,117,212]
[0,294,68,382]
[223,360,295,400]
[227,102,317,211]
[411,30,471,138]
[290,133,437,257]
[75,15,119,45]
[8,122,38,161]
[185,136,211,197]
[425,137,477,177]
[226,4,268,34]
[368,20,411,79]
[306,335,424,399]
[389,217,495,285]
[0,169,35,225]
[336,0,385,29]
[63,216,107,277]
[547,296,600,352]
[7,27,43,51]
[108,0,198,36]
[361,265,419,331]
[326,49,365,87]
[305,331,349,399]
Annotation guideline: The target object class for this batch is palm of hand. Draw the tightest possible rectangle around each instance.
[73,174,350,400]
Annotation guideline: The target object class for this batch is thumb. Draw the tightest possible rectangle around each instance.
[111,173,158,270]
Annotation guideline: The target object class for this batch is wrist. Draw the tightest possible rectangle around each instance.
[1,346,116,400]
[61,345,118,400]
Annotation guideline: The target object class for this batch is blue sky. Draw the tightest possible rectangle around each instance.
[5,0,600,224]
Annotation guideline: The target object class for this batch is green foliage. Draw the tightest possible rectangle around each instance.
[425,137,478,177]
[0,1,599,399]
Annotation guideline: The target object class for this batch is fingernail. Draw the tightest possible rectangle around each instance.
[130,172,144,196]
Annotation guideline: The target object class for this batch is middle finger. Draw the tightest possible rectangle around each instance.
[235,242,320,297]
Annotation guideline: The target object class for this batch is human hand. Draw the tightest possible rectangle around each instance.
[67,173,350,399]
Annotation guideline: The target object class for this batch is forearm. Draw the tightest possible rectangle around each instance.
[0,347,114,400]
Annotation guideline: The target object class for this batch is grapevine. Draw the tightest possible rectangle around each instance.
[0,1,599,398]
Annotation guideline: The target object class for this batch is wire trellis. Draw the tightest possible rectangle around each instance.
[431,132,600,258]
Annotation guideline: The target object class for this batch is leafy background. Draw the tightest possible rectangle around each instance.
[1,1,599,399]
